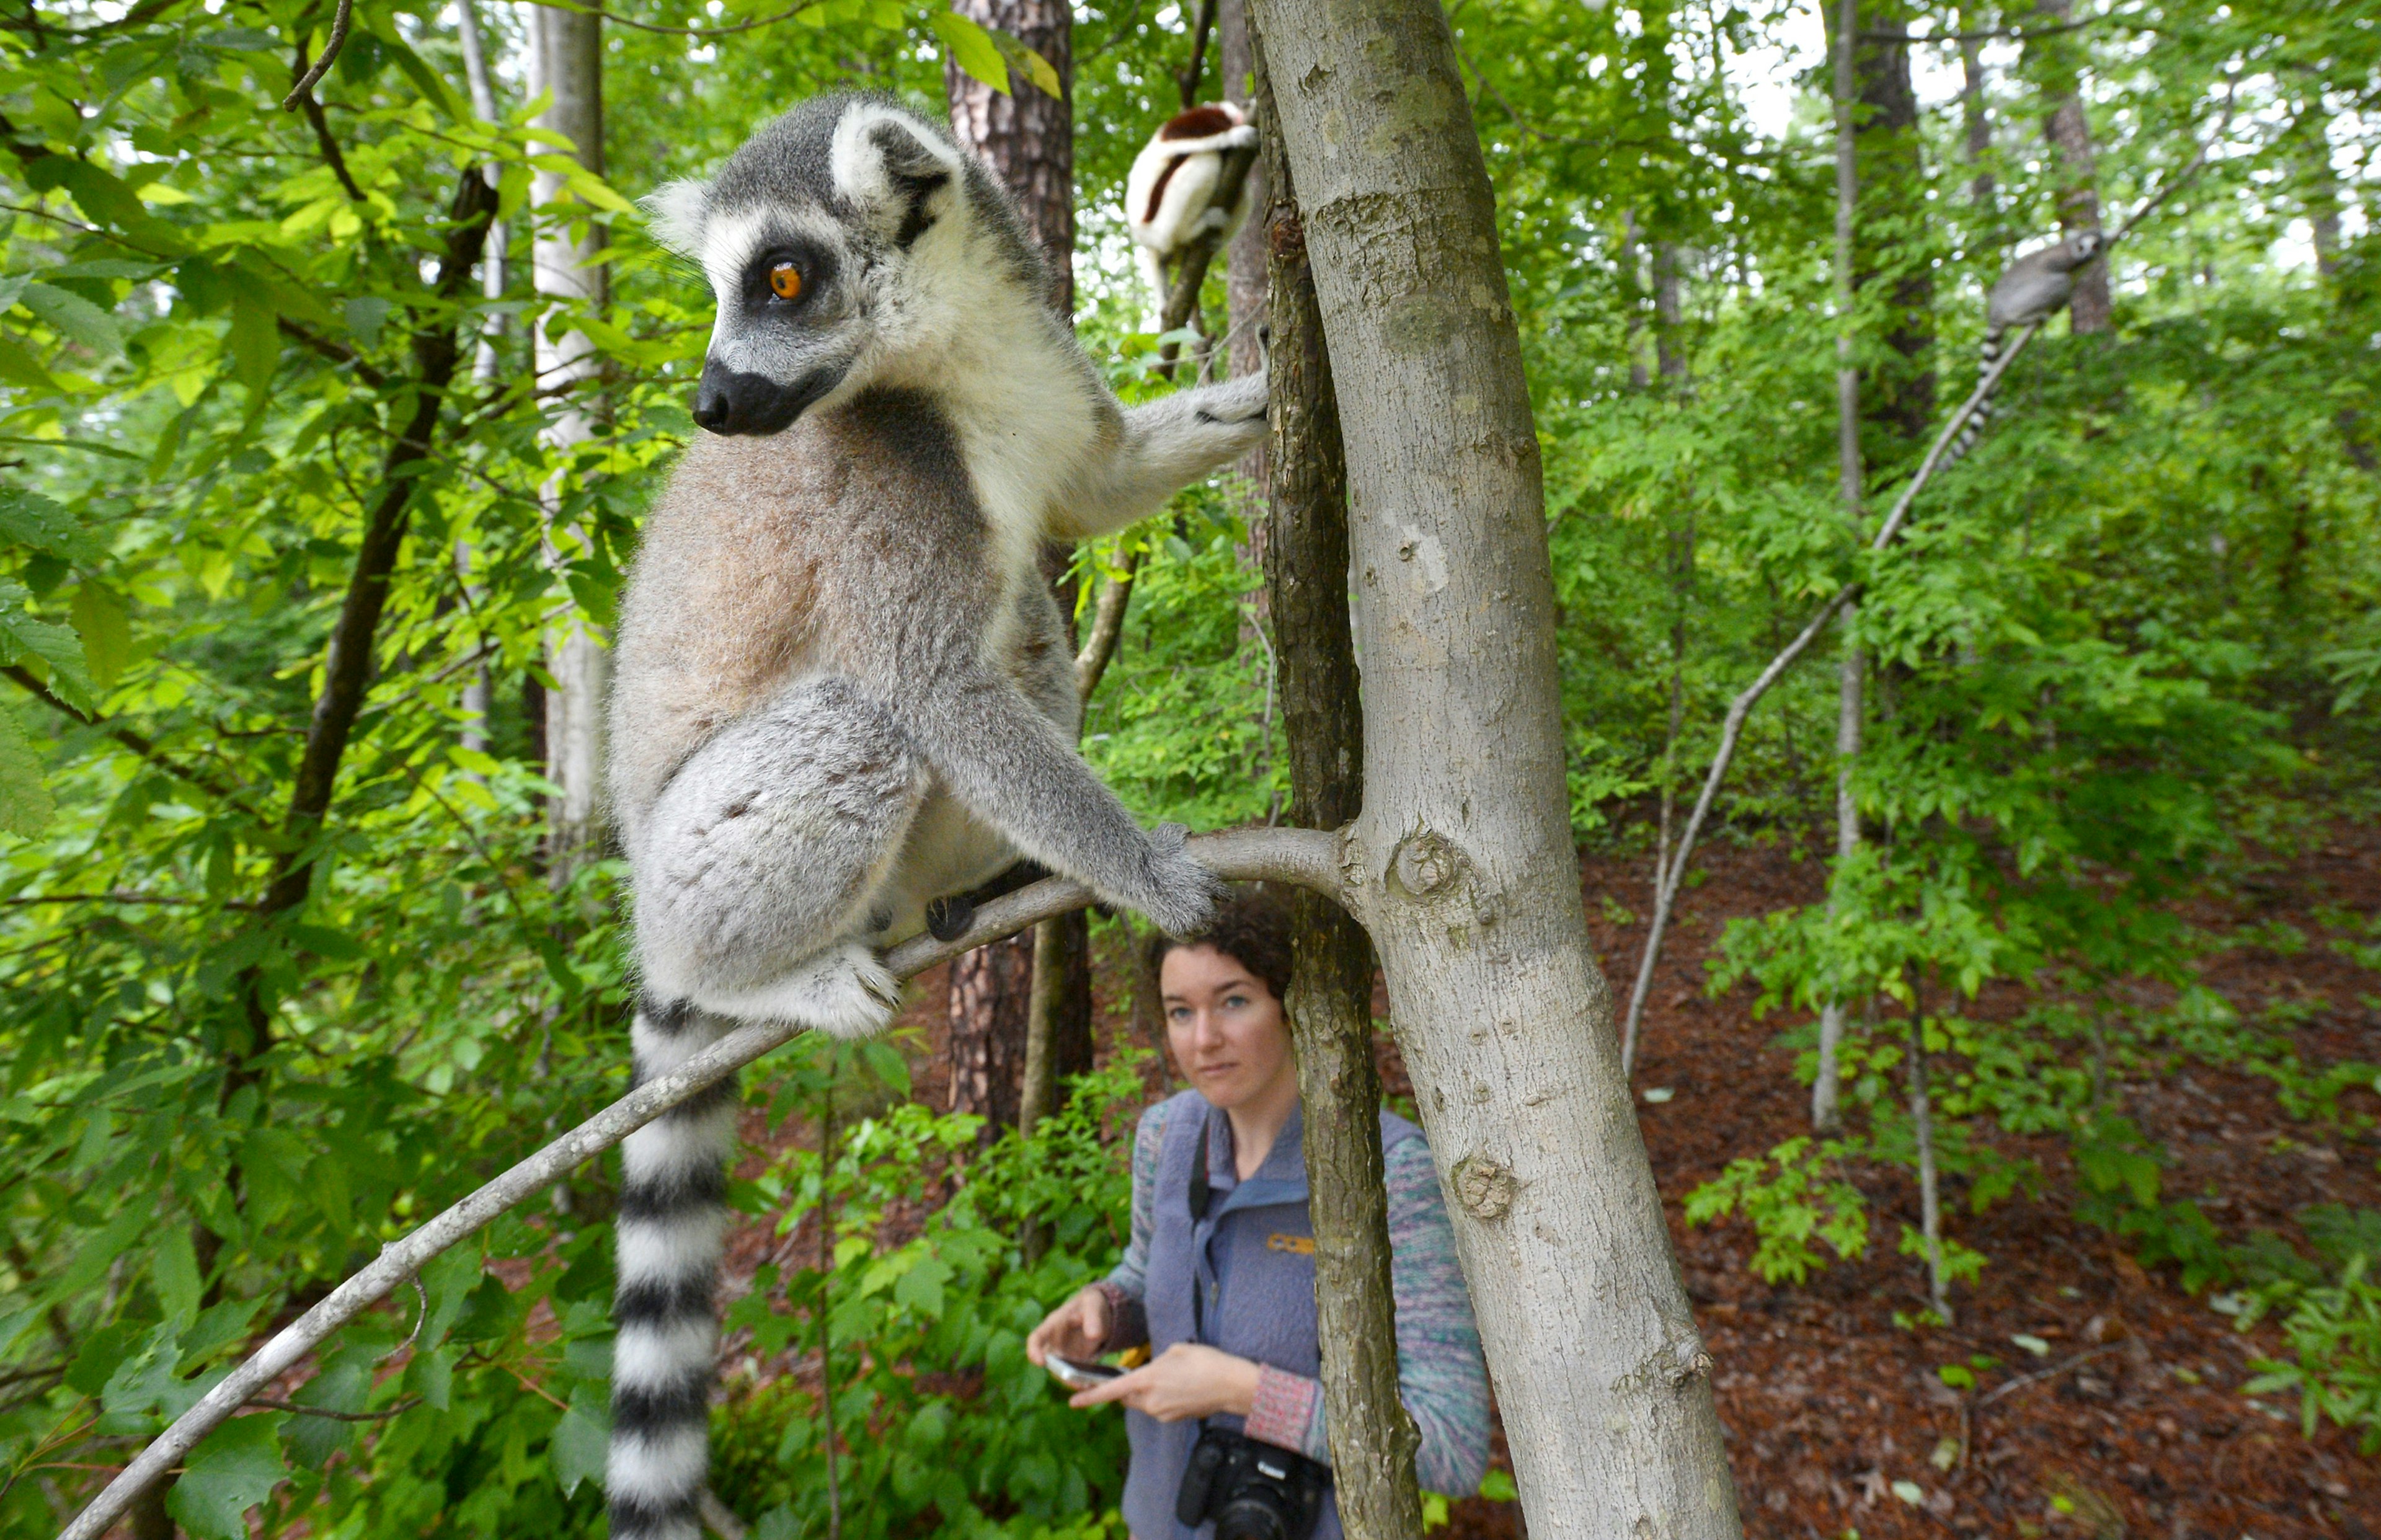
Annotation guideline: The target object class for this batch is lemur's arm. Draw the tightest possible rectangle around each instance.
[1047,371,1270,541]
[896,665,1219,935]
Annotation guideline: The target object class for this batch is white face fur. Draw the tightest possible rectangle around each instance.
[642,99,1000,437]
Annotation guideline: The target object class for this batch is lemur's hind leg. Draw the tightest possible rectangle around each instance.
[632,677,924,1038]
[610,997,736,1540]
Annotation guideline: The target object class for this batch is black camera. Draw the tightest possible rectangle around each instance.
[1174,1427,1332,1540]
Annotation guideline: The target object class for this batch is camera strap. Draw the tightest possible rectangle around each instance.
[1187,1118,1215,1342]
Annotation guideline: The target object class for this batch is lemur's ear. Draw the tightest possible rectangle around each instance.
[830,105,961,250]
[642,179,712,259]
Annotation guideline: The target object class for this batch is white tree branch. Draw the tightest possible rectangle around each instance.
[56,826,1341,1540]
[1617,322,2042,1074]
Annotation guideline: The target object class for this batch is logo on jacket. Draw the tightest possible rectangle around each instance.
[1266,1232,1316,1255]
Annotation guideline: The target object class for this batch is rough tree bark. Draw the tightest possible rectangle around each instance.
[943,0,1091,1131]
[1243,0,1742,1529]
[1220,0,1270,617]
[2028,0,2111,333]
[1249,18,1422,1540]
[527,2,608,878]
[1850,0,1936,449]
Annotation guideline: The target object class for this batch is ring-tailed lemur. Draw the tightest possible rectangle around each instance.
[1125,102,1258,319]
[1948,229,2106,461]
[607,92,1268,1540]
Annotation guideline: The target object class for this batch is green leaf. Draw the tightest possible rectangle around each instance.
[24,158,188,252]
[383,35,470,123]
[153,1226,203,1324]
[0,714,55,836]
[931,10,1012,94]
[550,1385,611,1496]
[986,29,1063,98]
[0,583,98,712]
[167,1414,287,1540]
[0,489,99,563]
[17,282,123,358]
[0,334,60,392]
[69,582,131,691]
[228,290,278,397]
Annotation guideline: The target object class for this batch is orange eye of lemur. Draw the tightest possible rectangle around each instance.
[769,262,803,301]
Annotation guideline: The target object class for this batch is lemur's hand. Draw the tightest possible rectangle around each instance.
[1136,823,1223,939]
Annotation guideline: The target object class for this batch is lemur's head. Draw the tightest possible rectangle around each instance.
[645,94,1046,436]
[2057,230,2107,270]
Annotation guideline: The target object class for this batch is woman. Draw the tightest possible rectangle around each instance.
[1026,891,1490,1540]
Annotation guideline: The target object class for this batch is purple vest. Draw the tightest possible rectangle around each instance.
[1122,1091,1424,1540]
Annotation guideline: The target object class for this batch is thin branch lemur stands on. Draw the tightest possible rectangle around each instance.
[606,93,1269,1540]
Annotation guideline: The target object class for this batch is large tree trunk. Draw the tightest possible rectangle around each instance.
[1249,19,1421,1540]
[2028,0,2111,332]
[1848,0,1936,451]
[1244,0,1741,1532]
[945,0,1090,1130]
[527,2,608,880]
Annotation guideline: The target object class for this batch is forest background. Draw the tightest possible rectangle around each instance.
[0,0,2374,1536]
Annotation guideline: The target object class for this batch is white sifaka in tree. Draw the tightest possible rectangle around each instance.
[606,92,1267,1539]
[1948,229,2107,461]
[1124,101,1259,321]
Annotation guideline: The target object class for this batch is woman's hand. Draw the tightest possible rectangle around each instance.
[1026,1286,1112,1367]
[1068,1343,1263,1422]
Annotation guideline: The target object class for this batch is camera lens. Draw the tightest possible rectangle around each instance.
[1213,1494,1292,1540]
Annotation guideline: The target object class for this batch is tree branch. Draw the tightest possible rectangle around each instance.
[277,319,387,390]
[1618,322,2045,1074]
[2,663,257,813]
[53,826,1342,1540]
[1073,550,1142,702]
[259,164,499,923]
[1155,143,1260,381]
[282,0,357,111]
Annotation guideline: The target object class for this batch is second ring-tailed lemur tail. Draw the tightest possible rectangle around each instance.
[1947,229,2106,462]
[605,93,1269,1540]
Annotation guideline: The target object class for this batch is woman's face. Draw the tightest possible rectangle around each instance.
[1161,945,1295,1113]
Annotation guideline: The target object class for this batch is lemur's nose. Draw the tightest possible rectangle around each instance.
[691,378,735,434]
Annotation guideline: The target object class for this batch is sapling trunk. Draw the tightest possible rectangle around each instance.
[1907,1006,1951,1324]
[1812,633,1864,1133]
[1251,23,1424,1535]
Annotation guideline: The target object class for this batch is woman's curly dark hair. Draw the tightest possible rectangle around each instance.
[1140,885,1293,1006]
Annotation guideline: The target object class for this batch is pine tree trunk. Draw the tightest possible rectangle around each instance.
[945,0,1087,1126]
[946,0,1074,317]
[528,2,608,880]
[1243,0,1741,1529]
[1249,21,1421,1540]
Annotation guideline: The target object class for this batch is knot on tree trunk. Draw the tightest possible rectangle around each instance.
[1450,1153,1515,1220]
[1389,827,1467,900]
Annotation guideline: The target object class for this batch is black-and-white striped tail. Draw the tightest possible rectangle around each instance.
[609,993,738,1540]
[1946,327,2008,465]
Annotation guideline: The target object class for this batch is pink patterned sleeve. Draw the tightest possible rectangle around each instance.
[1243,1365,1327,1459]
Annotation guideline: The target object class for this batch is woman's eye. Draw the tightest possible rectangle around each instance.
[769,262,803,301]
[1223,994,1248,1011]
